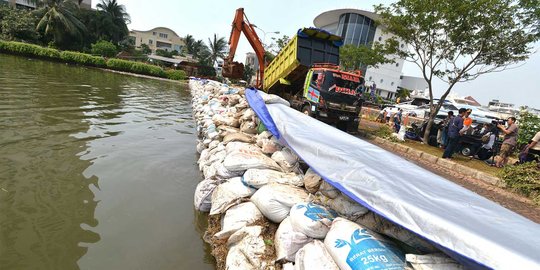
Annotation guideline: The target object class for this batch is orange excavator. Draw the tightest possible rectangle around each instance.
[222,8,266,88]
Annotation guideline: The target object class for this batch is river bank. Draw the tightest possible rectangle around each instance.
[0,40,187,82]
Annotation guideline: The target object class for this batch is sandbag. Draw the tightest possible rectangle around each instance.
[259,91,291,106]
[271,148,299,172]
[274,217,312,262]
[295,240,339,270]
[319,180,340,199]
[226,226,270,270]
[406,254,463,270]
[289,202,337,239]
[250,183,309,223]
[283,262,294,270]
[356,212,438,254]
[241,108,255,121]
[214,202,263,240]
[324,218,405,270]
[194,179,220,212]
[223,145,282,172]
[209,177,256,215]
[222,132,254,144]
[316,193,369,220]
[215,162,243,179]
[240,121,258,134]
[303,168,322,194]
[261,137,283,154]
[242,168,304,188]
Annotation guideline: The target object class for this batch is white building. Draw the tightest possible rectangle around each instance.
[314,8,421,100]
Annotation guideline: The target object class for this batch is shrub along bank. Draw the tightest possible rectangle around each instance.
[0,40,186,81]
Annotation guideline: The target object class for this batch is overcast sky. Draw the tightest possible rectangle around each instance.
[98,0,540,109]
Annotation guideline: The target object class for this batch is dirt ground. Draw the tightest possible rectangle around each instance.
[358,120,540,223]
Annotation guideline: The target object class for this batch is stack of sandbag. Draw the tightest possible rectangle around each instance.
[189,79,462,270]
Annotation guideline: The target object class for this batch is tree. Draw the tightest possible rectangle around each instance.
[184,34,195,55]
[207,33,227,66]
[375,0,540,143]
[518,111,540,147]
[96,0,130,44]
[269,34,290,54]
[0,4,40,42]
[34,0,86,48]
[91,40,117,57]
[339,43,396,72]
[243,64,255,82]
[140,43,151,55]
[396,88,411,100]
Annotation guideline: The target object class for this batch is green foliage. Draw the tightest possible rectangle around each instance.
[0,4,40,42]
[243,64,255,82]
[499,162,540,204]
[197,65,216,77]
[207,33,227,66]
[375,0,540,143]
[91,40,117,57]
[140,43,151,55]
[155,49,175,58]
[518,111,540,146]
[165,69,186,80]
[339,43,395,71]
[106,58,166,77]
[35,0,86,49]
[0,40,60,59]
[95,0,130,44]
[269,34,290,54]
[60,50,106,66]
[396,88,411,100]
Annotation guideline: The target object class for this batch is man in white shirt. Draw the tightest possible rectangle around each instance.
[523,131,540,162]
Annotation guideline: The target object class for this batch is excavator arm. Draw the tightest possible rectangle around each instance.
[222,8,266,88]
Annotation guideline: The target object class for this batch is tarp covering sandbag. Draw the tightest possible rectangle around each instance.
[245,88,540,269]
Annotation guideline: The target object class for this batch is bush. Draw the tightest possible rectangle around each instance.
[91,40,117,57]
[0,40,60,59]
[499,162,540,204]
[60,51,106,67]
[106,58,166,77]
[165,69,186,80]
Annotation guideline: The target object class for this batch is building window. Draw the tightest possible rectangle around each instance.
[380,79,384,83]
[149,39,153,45]
[159,33,168,39]
[369,76,372,81]
[391,82,394,86]
[337,13,376,47]
[396,63,399,67]
[378,36,382,41]
[400,43,405,48]
[152,32,156,36]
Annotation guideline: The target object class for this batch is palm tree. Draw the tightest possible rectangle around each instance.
[96,0,130,43]
[207,34,227,67]
[192,39,209,63]
[184,34,195,55]
[35,0,86,47]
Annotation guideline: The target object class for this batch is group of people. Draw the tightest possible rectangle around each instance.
[377,108,404,133]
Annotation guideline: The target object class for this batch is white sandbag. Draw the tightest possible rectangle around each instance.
[406,254,463,270]
[194,179,220,212]
[215,162,243,179]
[319,180,340,199]
[222,132,254,144]
[196,141,205,154]
[224,145,282,172]
[240,121,258,134]
[250,183,309,223]
[324,218,405,270]
[241,108,255,121]
[295,240,339,270]
[225,141,255,154]
[283,262,295,270]
[242,168,304,188]
[261,137,283,154]
[209,177,256,215]
[271,148,299,172]
[214,202,263,240]
[355,212,438,253]
[226,226,271,270]
[259,91,291,106]
[275,217,312,262]
[304,168,322,194]
[289,202,337,239]
[316,193,369,220]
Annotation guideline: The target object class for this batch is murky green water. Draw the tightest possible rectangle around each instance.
[0,54,214,270]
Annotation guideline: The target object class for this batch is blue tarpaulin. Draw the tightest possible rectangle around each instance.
[246,88,540,270]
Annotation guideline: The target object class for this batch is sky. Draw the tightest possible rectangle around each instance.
[96,0,540,109]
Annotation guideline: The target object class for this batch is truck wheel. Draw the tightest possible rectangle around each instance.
[302,105,312,117]
[346,120,359,133]
[461,147,472,156]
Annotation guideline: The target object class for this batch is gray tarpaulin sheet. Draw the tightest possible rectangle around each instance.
[246,89,540,269]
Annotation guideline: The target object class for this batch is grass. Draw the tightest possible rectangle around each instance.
[359,120,500,176]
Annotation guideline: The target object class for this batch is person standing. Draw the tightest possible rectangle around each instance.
[461,109,473,135]
[393,109,403,133]
[442,108,467,159]
[438,111,454,148]
[523,130,540,163]
[495,117,519,167]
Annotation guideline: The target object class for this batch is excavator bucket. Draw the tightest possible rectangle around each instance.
[222,61,244,79]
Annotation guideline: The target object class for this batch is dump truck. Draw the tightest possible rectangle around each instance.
[263,28,365,132]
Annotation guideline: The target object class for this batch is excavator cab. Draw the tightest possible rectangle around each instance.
[222,61,244,79]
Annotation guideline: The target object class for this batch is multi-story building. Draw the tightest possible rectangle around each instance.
[2,0,91,9]
[314,8,416,100]
[129,27,185,54]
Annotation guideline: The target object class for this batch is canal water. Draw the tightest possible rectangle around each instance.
[0,54,214,270]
